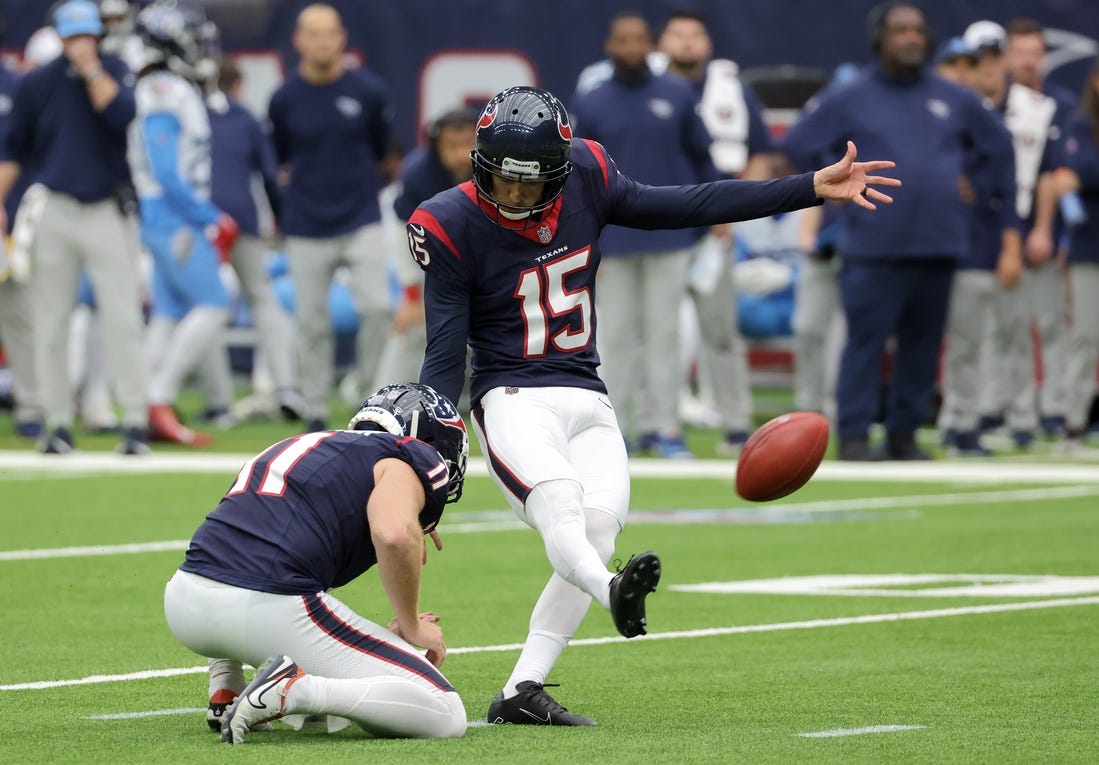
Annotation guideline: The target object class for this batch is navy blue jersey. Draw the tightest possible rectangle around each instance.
[410,138,819,407]
[782,65,1007,261]
[181,430,449,595]
[393,145,459,221]
[1064,115,1099,265]
[268,70,393,237]
[209,96,280,236]
[4,55,135,202]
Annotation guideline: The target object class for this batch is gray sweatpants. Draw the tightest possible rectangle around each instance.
[791,255,844,415]
[1066,262,1099,431]
[286,221,389,422]
[1028,262,1069,419]
[598,248,692,437]
[231,234,297,393]
[32,191,147,430]
[939,269,999,433]
[685,235,752,432]
[0,278,41,425]
[978,269,1042,431]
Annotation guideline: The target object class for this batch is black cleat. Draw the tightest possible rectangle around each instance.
[609,551,661,638]
[487,682,597,726]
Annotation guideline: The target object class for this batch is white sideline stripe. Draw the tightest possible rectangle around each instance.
[797,724,927,738]
[3,483,1095,562]
[7,596,1098,692]
[3,450,1099,483]
[85,707,205,720]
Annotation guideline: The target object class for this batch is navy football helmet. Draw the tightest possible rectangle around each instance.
[348,383,469,504]
[133,0,209,81]
[471,86,573,226]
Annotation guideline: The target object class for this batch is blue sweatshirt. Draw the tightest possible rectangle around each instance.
[962,105,1020,270]
[782,64,1008,261]
[1064,114,1099,265]
[0,64,28,223]
[570,69,717,256]
[393,145,456,221]
[4,55,135,202]
[209,95,280,236]
[268,69,393,237]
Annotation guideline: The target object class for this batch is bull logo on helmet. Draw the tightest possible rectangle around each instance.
[477,102,498,129]
[557,110,572,141]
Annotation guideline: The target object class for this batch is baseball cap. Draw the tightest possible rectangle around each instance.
[963,20,1006,54]
[53,0,105,39]
[933,37,977,66]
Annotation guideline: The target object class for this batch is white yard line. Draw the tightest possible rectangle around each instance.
[2,449,1099,483]
[9,595,1098,693]
[797,725,927,738]
[4,484,1097,562]
[85,707,206,720]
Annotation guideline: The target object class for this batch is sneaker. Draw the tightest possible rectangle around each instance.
[838,437,879,461]
[220,655,305,745]
[38,427,75,455]
[885,432,932,461]
[1012,429,1034,450]
[118,426,151,456]
[196,408,239,430]
[715,430,750,457]
[15,420,42,439]
[951,430,991,457]
[277,389,306,422]
[149,403,213,447]
[608,551,661,638]
[1040,415,1066,438]
[939,428,957,448]
[207,689,238,732]
[487,681,596,726]
[637,431,659,453]
[978,413,1005,433]
[305,418,327,433]
[654,434,693,459]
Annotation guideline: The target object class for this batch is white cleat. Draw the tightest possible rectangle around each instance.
[220,655,305,745]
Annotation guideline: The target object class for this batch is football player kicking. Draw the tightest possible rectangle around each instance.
[163,383,469,742]
[410,86,900,725]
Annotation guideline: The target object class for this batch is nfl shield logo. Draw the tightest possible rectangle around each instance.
[537,225,552,244]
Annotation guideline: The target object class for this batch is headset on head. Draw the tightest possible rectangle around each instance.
[427,106,479,150]
[866,1,934,56]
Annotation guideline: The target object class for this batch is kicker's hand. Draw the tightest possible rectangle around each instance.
[813,141,901,210]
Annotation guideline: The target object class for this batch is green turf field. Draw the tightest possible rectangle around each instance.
[1,411,1098,764]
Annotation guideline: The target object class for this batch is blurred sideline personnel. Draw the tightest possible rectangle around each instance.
[571,12,717,459]
[932,33,1022,456]
[970,20,1064,448]
[0,0,149,455]
[988,17,1078,440]
[0,19,43,439]
[128,1,239,447]
[783,2,1012,461]
[98,0,144,73]
[164,383,468,742]
[382,107,477,390]
[269,3,396,432]
[657,9,777,455]
[206,57,303,420]
[1059,57,1099,445]
[411,85,899,724]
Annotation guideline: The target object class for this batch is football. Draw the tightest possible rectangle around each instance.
[734,412,830,502]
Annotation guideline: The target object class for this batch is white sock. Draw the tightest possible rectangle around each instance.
[207,658,245,696]
[525,479,614,606]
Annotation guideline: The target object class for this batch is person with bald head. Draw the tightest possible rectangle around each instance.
[268,3,396,432]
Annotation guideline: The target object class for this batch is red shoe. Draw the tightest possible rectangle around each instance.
[148,404,214,447]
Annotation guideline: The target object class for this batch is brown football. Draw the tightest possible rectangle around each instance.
[734,412,830,502]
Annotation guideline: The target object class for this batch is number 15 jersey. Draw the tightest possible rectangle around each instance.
[410,138,819,409]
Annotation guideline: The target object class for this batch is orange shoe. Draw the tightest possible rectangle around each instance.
[148,404,214,447]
